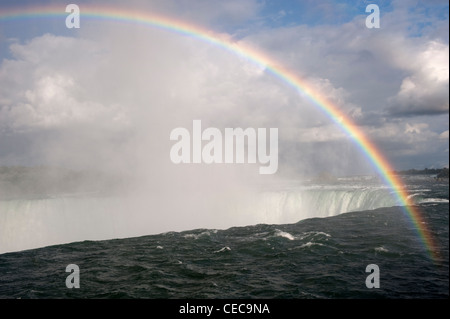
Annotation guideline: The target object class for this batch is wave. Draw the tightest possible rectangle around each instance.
[298,242,325,249]
[214,246,231,253]
[183,230,216,240]
[274,229,296,240]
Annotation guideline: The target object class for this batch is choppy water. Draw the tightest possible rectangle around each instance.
[0,176,448,299]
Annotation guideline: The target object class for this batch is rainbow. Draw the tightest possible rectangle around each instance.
[0,4,440,262]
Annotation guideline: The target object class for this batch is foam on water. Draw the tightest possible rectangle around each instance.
[419,198,449,204]
[183,231,214,240]
[375,246,389,252]
[298,242,324,249]
[299,231,331,239]
[274,229,295,240]
[214,246,231,253]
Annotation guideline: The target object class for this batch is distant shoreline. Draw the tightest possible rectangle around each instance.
[389,167,448,177]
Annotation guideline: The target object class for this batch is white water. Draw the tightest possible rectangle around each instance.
[224,184,398,226]
[0,183,398,254]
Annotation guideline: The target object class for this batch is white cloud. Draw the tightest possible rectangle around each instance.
[0,34,129,132]
[405,123,429,134]
[388,41,449,116]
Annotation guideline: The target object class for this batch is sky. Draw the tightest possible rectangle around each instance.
[0,0,448,181]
